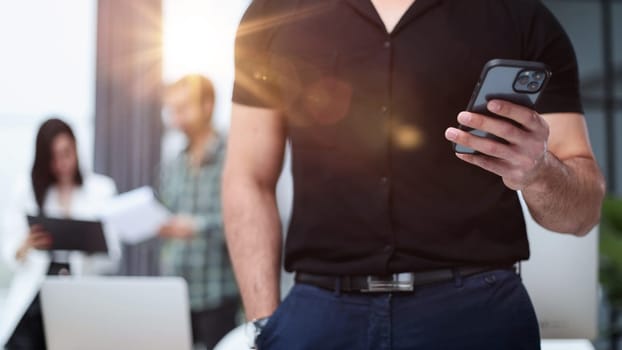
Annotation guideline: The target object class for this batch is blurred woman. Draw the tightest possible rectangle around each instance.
[0,118,120,349]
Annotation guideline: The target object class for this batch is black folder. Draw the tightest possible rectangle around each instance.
[27,216,108,254]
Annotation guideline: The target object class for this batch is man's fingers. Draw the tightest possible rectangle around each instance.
[455,153,511,178]
[457,112,526,144]
[445,127,515,160]
[158,225,173,237]
[487,100,542,131]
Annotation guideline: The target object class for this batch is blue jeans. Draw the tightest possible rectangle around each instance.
[257,269,540,350]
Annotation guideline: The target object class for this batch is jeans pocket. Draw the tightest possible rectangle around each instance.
[482,270,541,340]
[256,292,296,349]
[475,268,518,288]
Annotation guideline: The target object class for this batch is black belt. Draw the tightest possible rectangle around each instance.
[295,265,515,293]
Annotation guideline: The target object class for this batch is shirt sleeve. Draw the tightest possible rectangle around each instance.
[232,0,283,108]
[1,178,31,270]
[522,0,583,114]
[156,160,175,211]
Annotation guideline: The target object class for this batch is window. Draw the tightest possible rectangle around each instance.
[161,0,249,159]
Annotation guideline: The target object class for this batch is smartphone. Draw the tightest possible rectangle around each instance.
[453,59,551,154]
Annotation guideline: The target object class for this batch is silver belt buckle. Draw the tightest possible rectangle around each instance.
[362,273,415,292]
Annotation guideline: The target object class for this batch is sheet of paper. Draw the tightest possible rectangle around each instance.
[102,187,171,244]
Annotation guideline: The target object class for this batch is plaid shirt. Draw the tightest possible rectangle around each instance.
[158,133,238,311]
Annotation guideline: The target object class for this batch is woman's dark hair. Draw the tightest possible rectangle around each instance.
[31,118,83,212]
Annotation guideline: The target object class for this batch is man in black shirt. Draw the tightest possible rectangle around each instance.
[223,0,605,349]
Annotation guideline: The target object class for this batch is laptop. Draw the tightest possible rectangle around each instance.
[518,193,599,339]
[40,277,192,350]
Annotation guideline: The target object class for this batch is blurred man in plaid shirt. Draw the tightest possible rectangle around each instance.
[158,74,239,350]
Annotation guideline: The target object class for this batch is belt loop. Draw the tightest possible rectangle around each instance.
[452,268,463,288]
[334,277,342,296]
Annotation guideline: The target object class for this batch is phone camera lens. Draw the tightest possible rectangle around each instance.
[533,71,545,81]
[527,82,540,91]
[518,75,530,85]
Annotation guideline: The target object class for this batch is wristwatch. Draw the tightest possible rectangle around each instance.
[247,316,270,349]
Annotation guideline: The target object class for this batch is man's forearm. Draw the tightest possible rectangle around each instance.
[223,177,282,321]
[522,152,606,236]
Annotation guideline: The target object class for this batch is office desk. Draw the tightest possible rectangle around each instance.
[541,339,595,350]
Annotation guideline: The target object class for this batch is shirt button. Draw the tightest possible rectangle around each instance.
[384,40,391,48]
[383,245,393,253]
[380,177,389,185]
[380,105,388,113]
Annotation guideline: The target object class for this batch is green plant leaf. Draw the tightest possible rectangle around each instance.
[600,196,622,307]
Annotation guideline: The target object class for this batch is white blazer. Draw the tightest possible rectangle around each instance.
[0,173,121,346]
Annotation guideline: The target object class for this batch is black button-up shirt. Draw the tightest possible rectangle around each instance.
[233,0,582,275]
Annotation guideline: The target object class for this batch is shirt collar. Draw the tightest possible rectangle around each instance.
[343,0,443,35]
[182,132,223,166]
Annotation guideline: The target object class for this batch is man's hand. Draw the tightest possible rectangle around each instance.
[445,99,550,190]
[158,215,195,239]
[445,99,605,235]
